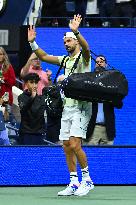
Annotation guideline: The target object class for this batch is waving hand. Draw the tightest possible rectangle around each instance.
[28,25,36,42]
[69,14,82,33]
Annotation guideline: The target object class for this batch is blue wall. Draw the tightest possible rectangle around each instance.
[0,146,136,186]
[36,28,136,145]
[0,28,135,186]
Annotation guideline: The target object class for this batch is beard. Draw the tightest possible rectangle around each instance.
[66,46,75,54]
[95,66,106,72]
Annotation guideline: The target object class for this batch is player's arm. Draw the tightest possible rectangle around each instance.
[69,15,90,63]
[28,25,60,65]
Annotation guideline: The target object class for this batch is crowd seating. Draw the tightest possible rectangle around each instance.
[0,0,135,27]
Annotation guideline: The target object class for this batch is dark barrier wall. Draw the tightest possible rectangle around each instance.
[35,28,136,145]
[0,0,32,24]
[0,25,20,51]
[0,146,136,186]
[0,25,32,76]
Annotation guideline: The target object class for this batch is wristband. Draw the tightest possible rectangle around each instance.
[73,31,80,36]
[29,41,39,51]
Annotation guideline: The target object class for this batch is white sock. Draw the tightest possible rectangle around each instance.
[70,172,79,185]
[81,166,92,182]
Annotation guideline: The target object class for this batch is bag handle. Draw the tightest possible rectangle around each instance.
[53,55,68,84]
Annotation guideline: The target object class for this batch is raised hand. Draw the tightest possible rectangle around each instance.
[69,14,82,33]
[46,69,52,77]
[28,25,36,42]
[29,53,37,61]
[31,87,37,98]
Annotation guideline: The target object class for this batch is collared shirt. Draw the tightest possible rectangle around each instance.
[58,52,91,107]
[96,103,105,124]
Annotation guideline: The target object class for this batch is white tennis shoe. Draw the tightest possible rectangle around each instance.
[74,181,94,196]
[58,183,79,196]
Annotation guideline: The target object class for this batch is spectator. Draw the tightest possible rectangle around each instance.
[40,0,67,26]
[0,47,16,120]
[97,0,134,27]
[74,0,88,26]
[97,0,116,27]
[28,14,94,197]
[86,55,116,145]
[42,74,65,144]
[133,0,136,18]
[44,108,62,144]
[18,73,46,145]
[20,52,52,95]
[0,97,10,145]
[112,0,134,27]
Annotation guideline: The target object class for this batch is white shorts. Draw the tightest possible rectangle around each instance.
[59,103,92,141]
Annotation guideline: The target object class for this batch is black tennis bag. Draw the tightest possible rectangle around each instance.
[42,85,63,118]
[61,69,128,108]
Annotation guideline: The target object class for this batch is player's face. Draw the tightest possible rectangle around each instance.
[64,37,77,52]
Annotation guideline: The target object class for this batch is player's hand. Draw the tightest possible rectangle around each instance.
[46,69,52,77]
[28,25,36,42]
[69,14,82,33]
[29,53,37,61]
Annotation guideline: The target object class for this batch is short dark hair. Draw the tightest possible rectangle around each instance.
[96,55,107,64]
[23,73,40,83]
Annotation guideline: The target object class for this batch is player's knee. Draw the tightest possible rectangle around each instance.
[69,141,81,152]
[63,141,72,151]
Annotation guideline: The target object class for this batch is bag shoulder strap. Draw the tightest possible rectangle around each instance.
[53,55,68,84]
[68,51,82,76]
[54,51,82,83]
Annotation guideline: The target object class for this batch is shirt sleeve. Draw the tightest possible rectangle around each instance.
[57,56,66,65]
